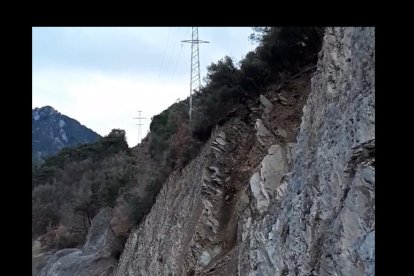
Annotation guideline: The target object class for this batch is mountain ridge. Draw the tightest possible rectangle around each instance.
[32,105,101,162]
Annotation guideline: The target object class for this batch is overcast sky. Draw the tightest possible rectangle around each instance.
[32,27,258,147]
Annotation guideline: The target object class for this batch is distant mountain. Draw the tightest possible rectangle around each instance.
[32,106,101,163]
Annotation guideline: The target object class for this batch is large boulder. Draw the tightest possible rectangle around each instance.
[250,144,288,214]
[38,208,123,276]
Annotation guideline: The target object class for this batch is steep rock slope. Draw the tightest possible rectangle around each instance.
[32,106,101,162]
[116,26,374,275]
[116,53,314,276]
[237,27,375,276]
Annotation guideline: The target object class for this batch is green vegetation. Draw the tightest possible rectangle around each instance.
[32,129,136,246]
[190,27,324,141]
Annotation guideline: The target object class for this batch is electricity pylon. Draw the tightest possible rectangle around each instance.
[182,27,209,120]
[133,111,146,144]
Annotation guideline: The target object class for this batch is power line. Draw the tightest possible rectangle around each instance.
[182,27,209,120]
[167,28,187,85]
[167,42,184,85]
[157,28,172,84]
[163,28,180,84]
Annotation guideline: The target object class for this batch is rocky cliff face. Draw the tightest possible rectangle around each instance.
[115,27,375,276]
[236,27,375,276]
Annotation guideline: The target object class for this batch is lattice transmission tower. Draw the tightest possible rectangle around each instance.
[133,111,146,144]
[182,27,209,120]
